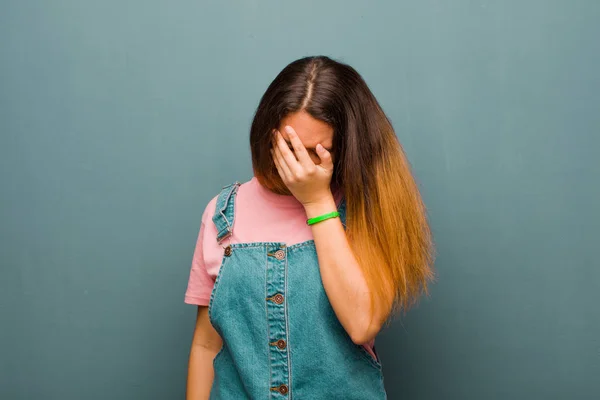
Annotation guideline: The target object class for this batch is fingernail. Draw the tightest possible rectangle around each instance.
[285,126,294,135]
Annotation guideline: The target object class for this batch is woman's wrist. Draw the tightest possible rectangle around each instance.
[303,193,337,219]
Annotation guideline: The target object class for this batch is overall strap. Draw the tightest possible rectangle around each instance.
[212,181,241,243]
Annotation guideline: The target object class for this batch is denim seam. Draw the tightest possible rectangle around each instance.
[212,342,225,366]
[264,247,272,397]
[284,246,292,399]
[224,240,314,250]
[207,253,230,326]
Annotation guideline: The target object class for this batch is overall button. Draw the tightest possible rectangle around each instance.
[223,245,232,257]
[270,384,288,395]
[273,294,284,304]
[274,250,285,260]
[276,339,286,350]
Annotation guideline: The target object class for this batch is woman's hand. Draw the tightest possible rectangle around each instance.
[271,125,334,207]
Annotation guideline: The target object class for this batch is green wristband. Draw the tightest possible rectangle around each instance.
[306,211,340,226]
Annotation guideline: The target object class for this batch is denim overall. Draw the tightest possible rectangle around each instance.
[208,182,387,399]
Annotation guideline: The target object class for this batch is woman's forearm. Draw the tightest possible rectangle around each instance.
[304,196,382,345]
[186,345,218,400]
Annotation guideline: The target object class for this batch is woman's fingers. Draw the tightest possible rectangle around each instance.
[275,130,303,177]
[271,148,285,180]
[272,145,292,181]
[284,126,314,167]
[315,144,334,172]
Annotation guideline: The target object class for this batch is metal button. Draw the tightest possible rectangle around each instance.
[273,294,284,304]
[278,384,288,395]
[274,250,285,260]
[270,338,287,350]
[224,245,232,257]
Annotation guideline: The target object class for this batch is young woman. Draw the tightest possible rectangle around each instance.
[185,56,434,399]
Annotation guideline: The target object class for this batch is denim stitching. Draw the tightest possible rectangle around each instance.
[230,182,240,234]
[212,342,225,366]
[213,185,230,228]
[283,245,292,399]
[222,240,314,250]
[264,246,272,398]
[207,251,230,328]
[213,188,229,242]
[216,182,240,243]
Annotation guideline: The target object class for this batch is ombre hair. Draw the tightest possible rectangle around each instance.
[250,56,434,321]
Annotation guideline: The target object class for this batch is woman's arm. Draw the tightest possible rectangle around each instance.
[303,198,388,345]
[271,126,391,345]
[187,306,222,400]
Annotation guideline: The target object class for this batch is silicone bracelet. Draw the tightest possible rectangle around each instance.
[306,211,340,226]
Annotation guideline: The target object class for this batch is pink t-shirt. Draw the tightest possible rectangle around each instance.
[184,177,376,358]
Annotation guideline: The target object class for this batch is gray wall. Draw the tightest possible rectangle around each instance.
[1,1,598,399]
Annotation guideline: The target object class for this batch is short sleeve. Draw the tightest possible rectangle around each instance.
[184,199,218,306]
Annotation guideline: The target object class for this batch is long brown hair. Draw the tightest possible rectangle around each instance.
[250,56,434,321]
